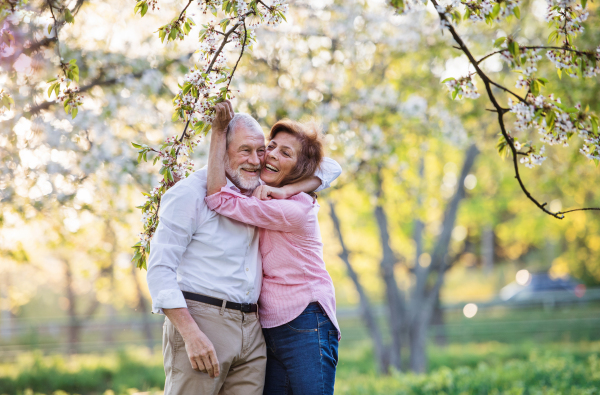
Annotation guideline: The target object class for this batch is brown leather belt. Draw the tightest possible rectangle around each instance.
[182,291,258,313]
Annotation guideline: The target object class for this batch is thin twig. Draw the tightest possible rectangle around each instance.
[177,19,247,143]
[477,46,591,65]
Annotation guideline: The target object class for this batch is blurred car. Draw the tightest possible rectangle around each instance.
[499,271,584,302]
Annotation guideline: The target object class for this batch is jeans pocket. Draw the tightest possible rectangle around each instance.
[328,330,339,367]
[285,312,318,332]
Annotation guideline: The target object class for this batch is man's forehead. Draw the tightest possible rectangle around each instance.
[232,126,265,148]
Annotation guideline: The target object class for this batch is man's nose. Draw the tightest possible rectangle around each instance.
[248,151,260,166]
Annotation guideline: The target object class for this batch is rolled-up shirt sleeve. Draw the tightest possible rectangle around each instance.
[146,183,201,314]
[314,157,342,192]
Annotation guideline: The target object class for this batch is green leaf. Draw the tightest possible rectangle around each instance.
[508,41,520,65]
[530,79,540,96]
[48,25,52,34]
[548,30,558,44]
[54,84,60,96]
[182,83,193,95]
[513,6,520,19]
[48,83,57,97]
[591,116,598,133]
[131,142,143,149]
[463,9,471,20]
[582,0,587,8]
[166,168,174,182]
[441,77,456,83]
[493,37,507,48]
[451,89,458,100]
[71,107,78,119]
[492,3,500,18]
[64,8,74,23]
[141,2,148,17]
[557,68,562,79]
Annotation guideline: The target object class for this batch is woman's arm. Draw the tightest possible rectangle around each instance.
[252,157,343,200]
[206,101,235,196]
[205,188,313,233]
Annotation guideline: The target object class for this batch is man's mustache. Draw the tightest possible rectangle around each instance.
[239,165,261,172]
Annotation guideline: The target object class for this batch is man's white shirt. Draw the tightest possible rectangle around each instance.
[147,158,342,314]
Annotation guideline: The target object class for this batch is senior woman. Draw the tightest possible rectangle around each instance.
[205,103,340,395]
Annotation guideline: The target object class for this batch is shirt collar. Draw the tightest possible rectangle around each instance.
[226,177,241,193]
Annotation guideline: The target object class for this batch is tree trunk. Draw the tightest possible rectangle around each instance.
[408,144,479,372]
[1,273,13,340]
[63,258,80,354]
[373,169,405,371]
[328,201,390,374]
[431,294,447,346]
[409,311,429,373]
[482,225,494,275]
[131,264,155,352]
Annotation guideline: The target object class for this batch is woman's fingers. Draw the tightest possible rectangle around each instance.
[261,188,270,200]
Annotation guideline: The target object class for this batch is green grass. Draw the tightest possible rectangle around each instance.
[1,341,600,394]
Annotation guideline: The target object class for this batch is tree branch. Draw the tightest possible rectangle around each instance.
[427,0,600,219]
[477,45,592,65]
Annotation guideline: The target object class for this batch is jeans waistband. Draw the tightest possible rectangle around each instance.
[302,302,323,314]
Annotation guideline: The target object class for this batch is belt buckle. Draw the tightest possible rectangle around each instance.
[240,303,252,313]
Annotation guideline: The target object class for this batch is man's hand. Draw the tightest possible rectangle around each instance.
[252,185,290,200]
[164,308,220,378]
[212,100,234,134]
[183,328,220,378]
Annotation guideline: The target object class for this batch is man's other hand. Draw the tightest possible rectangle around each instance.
[183,329,220,378]
[212,100,234,134]
[164,308,220,378]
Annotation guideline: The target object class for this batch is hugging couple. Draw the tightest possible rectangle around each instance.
[147,100,341,395]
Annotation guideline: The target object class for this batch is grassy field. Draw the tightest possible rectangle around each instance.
[1,341,600,394]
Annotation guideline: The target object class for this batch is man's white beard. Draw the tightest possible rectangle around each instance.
[225,156,261,191]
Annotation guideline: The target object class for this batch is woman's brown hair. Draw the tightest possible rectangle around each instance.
[269,119,324,187]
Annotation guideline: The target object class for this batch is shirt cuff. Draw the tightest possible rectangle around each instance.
[151,289,187,315]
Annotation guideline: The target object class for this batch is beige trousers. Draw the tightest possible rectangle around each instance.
[162,299,267,395]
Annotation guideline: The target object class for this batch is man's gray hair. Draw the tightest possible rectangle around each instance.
[226,113,264,147]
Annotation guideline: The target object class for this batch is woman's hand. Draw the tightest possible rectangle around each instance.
[252,185,291,200]
[212,100,234,134]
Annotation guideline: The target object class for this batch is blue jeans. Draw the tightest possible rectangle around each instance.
[262,303,339,395]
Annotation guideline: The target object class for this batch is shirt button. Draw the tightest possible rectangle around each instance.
[246,291,250,295]
[246,268,249,271]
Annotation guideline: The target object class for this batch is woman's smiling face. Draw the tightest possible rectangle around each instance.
[260,131,302,187]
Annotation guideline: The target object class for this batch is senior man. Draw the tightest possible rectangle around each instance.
[147,101,341,394]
